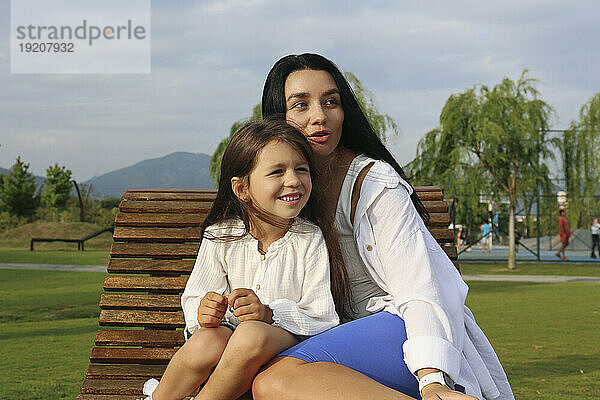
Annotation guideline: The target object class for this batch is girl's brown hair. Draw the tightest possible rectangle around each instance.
[201,117,352,320]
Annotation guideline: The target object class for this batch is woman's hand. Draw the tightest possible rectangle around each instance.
[197,291,228,328]
[421,384,479,400]
[227,288,274,323]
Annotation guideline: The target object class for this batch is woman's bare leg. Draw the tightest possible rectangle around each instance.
[253,356,416,400]
[194,321,298,400]
[152,326,233,400]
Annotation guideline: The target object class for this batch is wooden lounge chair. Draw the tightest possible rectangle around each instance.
[77,186,457,399]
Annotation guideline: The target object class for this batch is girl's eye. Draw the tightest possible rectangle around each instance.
[296,167,309,173]
[268,169,284,176]
[324,98,339,106]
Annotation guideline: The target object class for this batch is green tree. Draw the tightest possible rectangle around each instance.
[209,104,262,185]
[343,72,399,142]
[209,72,399,186]
[42,164,73,219]
[556,93,600,228]
[0,156,40,221]
[409,70,553,269]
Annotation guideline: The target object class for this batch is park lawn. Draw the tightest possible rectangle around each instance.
[0,269,599,399]
[460,262,600,277]
[0,269,105,400]
[0,247,109,266]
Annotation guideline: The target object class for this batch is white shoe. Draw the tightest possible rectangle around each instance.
[140,378,159,400]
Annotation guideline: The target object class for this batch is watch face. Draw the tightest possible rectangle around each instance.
[443,372,455,389]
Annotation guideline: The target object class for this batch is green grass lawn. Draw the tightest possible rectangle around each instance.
[0,247,109,266]
[460,262,600,277]
[0,269,598,399]
[0,269,105,400]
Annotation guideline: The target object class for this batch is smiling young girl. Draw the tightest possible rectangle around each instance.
[140,118,346,400]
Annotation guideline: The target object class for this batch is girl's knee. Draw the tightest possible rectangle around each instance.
[180,327,231,370]
[227,321,271,355]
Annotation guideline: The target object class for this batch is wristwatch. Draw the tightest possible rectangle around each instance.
[418,371,456,394]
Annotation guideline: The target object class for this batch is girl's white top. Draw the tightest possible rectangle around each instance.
[181,217,339,337]
[338,155,514,400]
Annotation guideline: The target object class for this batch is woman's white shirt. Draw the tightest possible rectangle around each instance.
[346,155,514,400]
[181,218,339,337]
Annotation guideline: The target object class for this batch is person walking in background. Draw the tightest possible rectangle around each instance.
[456,225,467,251]
[591,217,600,259]
[480,222,491,253]
[555,209,570,261]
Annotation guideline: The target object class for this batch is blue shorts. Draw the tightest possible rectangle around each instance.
[278,311,420,398]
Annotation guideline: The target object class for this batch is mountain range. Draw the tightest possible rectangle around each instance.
[1,152,216,199]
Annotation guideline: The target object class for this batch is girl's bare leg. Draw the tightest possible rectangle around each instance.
[194,321,298,400]
[253,356,416,400]
[152,326,233,400]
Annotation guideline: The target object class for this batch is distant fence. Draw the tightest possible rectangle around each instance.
[30,228,114,251]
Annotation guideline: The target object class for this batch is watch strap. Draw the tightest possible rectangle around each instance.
[418,371,455,394]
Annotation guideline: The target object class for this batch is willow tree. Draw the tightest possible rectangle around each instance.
[412,70,553,269]
[209,72,398,186]
[557,93,600,228]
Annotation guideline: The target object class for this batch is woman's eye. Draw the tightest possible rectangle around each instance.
[297,167,309,173]
[324,98,339,106]
[290,101,307,110]
[269,169,283,175]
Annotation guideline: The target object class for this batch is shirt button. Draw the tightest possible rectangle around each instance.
[366,245,373,251]
[260,254,265,260]
[256,284,261,291]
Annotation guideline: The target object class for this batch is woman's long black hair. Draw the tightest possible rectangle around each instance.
[261,53,429,224]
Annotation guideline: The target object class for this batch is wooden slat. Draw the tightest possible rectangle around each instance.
[107,259,194,274]
[426,213,451,227]
[113,226,202,242]
[104,276,188,292]
[414,186,440,192]
[429,228,455,243]
[416,191,443,201]
[442,245,458,261]
[122,191,217,201]
[119,200,213,213]
[90,347,178,364]
[421,201,448,213]
[110,242,200,258]
[80,378,149,395]
[86,364,167,379]
[99,310,184,327]
[100,293,181,310]
[78,394,145,400]
[95,330,184,347]
[115,213,207,227]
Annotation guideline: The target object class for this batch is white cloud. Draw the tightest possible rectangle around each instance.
[0,0,598,181]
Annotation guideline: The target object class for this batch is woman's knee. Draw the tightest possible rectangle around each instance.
[179,326,231,371]
[252,357,307,400]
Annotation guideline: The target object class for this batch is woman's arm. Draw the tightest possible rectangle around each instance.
[361,184,468,382]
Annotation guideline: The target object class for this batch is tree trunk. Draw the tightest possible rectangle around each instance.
[508,199,516,270]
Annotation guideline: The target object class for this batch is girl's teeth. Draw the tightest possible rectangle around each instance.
[281,195,300,201]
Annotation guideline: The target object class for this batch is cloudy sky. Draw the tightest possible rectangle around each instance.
[1,0,599,181]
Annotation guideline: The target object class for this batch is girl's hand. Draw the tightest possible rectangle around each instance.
[227,288,274,323]
[197,291,228,328]
[421,384,479,400]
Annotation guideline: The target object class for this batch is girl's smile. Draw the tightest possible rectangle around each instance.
[242,140,312,221]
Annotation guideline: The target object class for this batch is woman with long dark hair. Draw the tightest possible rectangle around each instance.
[252,54,514,400]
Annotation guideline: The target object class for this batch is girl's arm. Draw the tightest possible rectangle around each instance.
[268,228,339,336]
[181,236,229,335]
